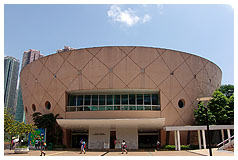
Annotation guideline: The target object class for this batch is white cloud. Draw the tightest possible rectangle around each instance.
[108,5,151,27]
[142,14,151,23]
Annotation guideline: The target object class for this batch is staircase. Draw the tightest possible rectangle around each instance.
[217,135,234,152]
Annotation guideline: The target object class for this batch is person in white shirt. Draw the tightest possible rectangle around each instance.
[13,138,19,148]
[35,139,39,150]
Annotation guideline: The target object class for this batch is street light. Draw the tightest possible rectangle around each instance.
[197,97,213,156]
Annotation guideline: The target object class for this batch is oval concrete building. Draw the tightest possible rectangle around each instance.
[20,46,222,149]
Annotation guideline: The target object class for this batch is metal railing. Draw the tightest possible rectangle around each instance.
[217,135,234,150]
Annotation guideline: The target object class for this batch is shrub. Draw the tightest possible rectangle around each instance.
[162,144,199,150]
[181,145,190,150]
[162,145,176,150]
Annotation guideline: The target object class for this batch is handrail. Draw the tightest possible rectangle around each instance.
[217,135,234,148]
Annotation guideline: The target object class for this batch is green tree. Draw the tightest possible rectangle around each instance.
[194,102,216,125]
[208,90,230,124]
[15,121,37,139]
[4,108,15,136]
[194,89,234,125]
[219,84,234,98]
[32,112,63,145]
[227,94,234,124]
[4,108,37,145]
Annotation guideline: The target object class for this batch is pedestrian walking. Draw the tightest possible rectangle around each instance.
[156,140,160,151]
[35,139,39,150]
[80,139,86,154]
[40,141,46,156]
[10,137,14,150]
[13,138,19,148]
[114,138,117,149]
[121,140,128,154]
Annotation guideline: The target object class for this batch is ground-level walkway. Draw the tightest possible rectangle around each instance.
[4,148,233,156]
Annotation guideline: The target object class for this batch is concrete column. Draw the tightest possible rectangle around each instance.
[197,130,202,149]
[202,130,206,149]
[227,129,231,142]
[177,130,181,151]
[62,129,71,148]
[174,131,177,151]
[160,130,167,146]
[221,129,225,143]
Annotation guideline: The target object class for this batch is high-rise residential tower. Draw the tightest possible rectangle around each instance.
[21,49,44,68]
[4,56,20,115]
[15,49,43,122]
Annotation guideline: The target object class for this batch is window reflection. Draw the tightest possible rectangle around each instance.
[92,95,98,105]
[137,94,143,105]
[84,95,91,105]
[99,95,105,105]
[129,94,135,105]
[77,95,83,106]
[114,95,120,105]
[107,95,113,105]
[69,95,76,106]
[152,94,159,105]
[122,95,128,104]
[144,94,151,105]
[114,106,120,110]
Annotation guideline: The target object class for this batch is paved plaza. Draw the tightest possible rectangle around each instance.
[4,148,233,156]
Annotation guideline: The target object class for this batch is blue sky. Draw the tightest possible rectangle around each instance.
[4,4,234,85]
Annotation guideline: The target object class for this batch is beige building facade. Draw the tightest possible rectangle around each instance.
[20,46,222,149]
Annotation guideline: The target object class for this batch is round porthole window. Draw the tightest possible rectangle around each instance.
[45,101,51,110]
[25,107,28,113]
[178,99,185,108]
[32,104,36,112]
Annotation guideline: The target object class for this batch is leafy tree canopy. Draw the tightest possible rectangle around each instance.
[32,112,58,129]
[194,102,216,125]
[32,112,63,145]
[4,108,37,139]
[208,90,230,124]
[194,89,234,125]
[219,84,234,98]
[227,94,234,124]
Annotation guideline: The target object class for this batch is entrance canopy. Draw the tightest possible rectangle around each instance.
[57,118,165,130]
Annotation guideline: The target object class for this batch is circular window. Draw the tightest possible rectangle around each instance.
[25,107,28,113]
[45,101,51,110]
[178,99,185,108]
[32,104,36,112]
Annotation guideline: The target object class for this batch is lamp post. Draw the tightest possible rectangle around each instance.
[197,97,213,156]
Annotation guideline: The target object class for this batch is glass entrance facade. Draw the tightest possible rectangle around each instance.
[66,93,160,112]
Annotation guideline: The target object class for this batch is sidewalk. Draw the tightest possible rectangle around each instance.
[4,148,234,156]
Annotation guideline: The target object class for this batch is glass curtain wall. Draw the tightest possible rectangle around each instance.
[67,93,160,112]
